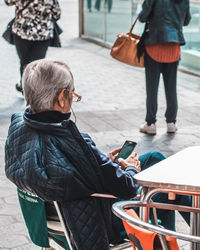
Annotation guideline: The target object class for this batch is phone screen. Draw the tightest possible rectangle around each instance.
[114,140,137,164]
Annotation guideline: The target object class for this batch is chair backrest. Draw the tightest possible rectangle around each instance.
[17,188,50,247]
[112,199,181,250]
[123,209,179,250]
[17,189,70,249]
[123,209,157,250]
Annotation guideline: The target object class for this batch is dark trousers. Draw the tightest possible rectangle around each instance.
[87,0,91,9]
[144,52,179,125]
[13,34,50,78]
[95,0,112,12]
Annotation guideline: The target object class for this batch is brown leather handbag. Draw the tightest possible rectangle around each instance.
[110,17,144,67]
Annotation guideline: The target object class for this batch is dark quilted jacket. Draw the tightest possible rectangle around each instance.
[139,0,191,45]
[5,111,139,249]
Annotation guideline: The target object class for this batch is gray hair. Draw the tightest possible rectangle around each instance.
[22,59,74,113]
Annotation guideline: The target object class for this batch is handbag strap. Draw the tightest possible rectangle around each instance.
[128,16,139,34]
[129,0,155,35]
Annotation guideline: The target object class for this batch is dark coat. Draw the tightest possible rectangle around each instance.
[139,0,191,45]
[5,111,139,249]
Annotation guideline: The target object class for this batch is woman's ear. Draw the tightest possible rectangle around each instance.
[57,89,66,108]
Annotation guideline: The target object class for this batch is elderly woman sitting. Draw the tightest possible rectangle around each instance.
[5,59,191,249]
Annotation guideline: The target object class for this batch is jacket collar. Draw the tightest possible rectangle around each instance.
[23,108,73,136]
[25,109,71,123]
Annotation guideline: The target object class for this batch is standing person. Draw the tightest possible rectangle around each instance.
[4,0,61,94]
[95,0,112,13]
[139,0,191,135]
[87,0,92,12]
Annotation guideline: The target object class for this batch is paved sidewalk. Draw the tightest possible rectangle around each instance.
[0,0,200,249]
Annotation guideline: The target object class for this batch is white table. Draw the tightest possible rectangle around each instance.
[134,146,200,250]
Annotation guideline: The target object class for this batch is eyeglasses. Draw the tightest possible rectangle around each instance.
[69,90,82,102]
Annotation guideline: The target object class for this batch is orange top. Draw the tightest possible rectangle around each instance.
[145,42,180,63]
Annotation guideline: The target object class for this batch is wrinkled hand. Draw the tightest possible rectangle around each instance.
[118,152,141,172]
[107,147,122,162]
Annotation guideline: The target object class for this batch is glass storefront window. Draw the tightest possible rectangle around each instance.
[106,0,133,43]
[81,0,200,73]
[183,3,200,51]
[84,0,105,41]
[181,2,200,72]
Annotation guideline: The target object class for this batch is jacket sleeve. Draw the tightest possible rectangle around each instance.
[4,0,16,6]
[52,0,61,20]
[82,134,139,199]
[183,3,191,26]
[139,0,154,23]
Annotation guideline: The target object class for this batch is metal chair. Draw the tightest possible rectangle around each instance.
[112,200,200,250]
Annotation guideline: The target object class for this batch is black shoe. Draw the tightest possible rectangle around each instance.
[15,83,23,94]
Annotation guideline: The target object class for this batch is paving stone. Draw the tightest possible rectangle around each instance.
[12,244,40,250]
[0,215,15,227]
[0,222,27,235]
[0,186,17,198]
[0,234,29,248]
[4,195,18,205]
[0,203,21,216]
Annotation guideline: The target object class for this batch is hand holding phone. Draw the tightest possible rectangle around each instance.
[114,140,137,164]
[119,152,141,171]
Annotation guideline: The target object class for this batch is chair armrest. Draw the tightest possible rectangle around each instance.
[91,193,140,199]
[112,200,200,243]
[91,193,117,198]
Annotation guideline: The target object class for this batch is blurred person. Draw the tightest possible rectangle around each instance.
[4,0,61,94]
[139,0,191,135]
[5,59,191,249]
[87,0,92,12]
[95,0,112,13]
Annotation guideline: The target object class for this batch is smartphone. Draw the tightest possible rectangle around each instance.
[114,140,137,164]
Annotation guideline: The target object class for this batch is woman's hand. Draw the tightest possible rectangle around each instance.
[118,152,141,172]
[107,147,122,162]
